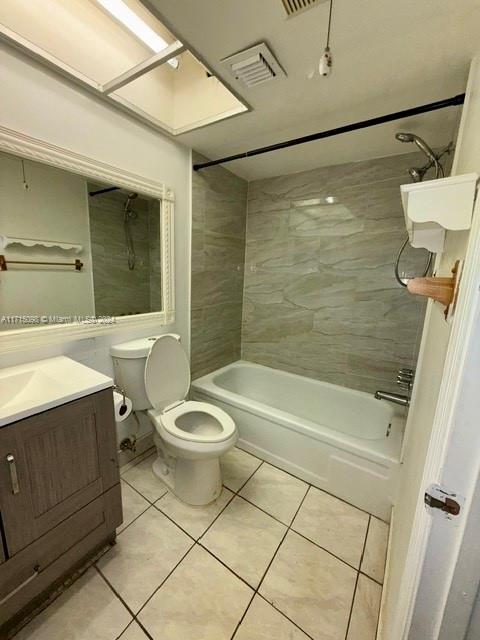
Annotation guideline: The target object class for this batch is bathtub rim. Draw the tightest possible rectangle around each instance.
[191,360,404,468]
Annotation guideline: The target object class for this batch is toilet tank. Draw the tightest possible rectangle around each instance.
[110,336,159,410]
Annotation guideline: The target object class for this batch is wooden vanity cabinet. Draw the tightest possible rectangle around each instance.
[0,389,122,633]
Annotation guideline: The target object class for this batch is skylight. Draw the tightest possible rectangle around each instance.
[0,0,248,135]
[95,0,179,68]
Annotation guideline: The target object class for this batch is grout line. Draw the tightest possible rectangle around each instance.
[256,485,310,591]
[290,526,363,575]
[197,542,255,591]
[230,591,256,640]
[234,445,384,522]
[256,593,316,640]
[116,447,386,640]
[120,447,156,475]
[120,475,168,506]
[94,566,155,640]
[229,480,367,576]
[343,515,372,640]
[132,542,196,619]
[185,489,237,541]
[344,571,361,640]
[238,493,292,526]
[234,459,264,494]
[151,505,197,542]
[358,570,384,587]
[229,484,314,639]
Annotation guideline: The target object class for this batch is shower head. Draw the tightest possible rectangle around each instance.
[124,192,138,211]
[395,132,438,163]
[395,132,443,180]
[395,132,415,143]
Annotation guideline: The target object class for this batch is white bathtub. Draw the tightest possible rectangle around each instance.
[191,361,405,521]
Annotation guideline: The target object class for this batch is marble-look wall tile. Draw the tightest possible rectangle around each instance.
[88,187,162,317]
[191,153,248,379]
[242,152,430,393]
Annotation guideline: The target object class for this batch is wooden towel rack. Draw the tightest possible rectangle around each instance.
[407,260,460,318]
[0,255,83,271]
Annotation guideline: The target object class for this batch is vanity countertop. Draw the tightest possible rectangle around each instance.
[0,356,113,427]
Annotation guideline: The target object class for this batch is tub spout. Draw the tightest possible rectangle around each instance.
[375,390,410,407]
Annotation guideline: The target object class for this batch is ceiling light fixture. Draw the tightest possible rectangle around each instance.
[319,0,333,77]
[95,0,179,68]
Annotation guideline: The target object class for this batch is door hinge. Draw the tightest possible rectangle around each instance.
[425,484,461,517]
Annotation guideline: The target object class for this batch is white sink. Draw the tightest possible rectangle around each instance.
[0,356,113,427]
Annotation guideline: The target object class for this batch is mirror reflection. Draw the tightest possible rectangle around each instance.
[0,151,162,329]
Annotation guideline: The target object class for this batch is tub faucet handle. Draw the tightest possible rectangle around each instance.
[397,368,414,391]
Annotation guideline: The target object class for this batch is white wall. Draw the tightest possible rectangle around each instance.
[379,56,480,639]
[0,151,95,322]
[0,43,191,389]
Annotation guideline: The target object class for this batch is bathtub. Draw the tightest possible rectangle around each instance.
[191,361,405,521]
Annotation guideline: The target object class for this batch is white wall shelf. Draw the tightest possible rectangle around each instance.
[0,235,83,253]
[401,173,478,252]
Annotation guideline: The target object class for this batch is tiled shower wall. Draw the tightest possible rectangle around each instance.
[242,152,430,394]
[190,153,248,379]
[88,187,161,317]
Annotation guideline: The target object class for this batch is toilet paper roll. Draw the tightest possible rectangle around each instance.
[113,391,132,422]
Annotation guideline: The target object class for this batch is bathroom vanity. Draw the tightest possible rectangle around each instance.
[0,357,122,635]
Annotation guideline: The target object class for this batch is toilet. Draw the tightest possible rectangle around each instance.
[111,334,237,505]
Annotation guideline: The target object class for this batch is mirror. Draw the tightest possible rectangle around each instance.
[0,150,164,329]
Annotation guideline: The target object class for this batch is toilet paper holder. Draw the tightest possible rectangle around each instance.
[114,384,129,417]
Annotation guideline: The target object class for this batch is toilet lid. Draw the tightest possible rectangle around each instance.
[145,335,190,411]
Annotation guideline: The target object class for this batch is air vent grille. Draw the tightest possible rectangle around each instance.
[281,0,327,17]
[231,53,275,87]
[221,43,286,88]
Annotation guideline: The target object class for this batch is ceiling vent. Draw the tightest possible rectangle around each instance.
[221,43,286,88]
[281,0,328,17]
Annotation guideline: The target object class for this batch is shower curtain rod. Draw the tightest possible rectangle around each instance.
[193,93,465,171]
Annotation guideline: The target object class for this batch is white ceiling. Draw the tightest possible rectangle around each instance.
[144,0,480,181]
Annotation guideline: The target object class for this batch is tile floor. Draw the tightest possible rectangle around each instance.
[15,447,389,640]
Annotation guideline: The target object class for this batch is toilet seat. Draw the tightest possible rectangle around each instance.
[159,400,236,444]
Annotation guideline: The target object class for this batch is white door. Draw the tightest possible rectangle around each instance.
[378,56,480,640]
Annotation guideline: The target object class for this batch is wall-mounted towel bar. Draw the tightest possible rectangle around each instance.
[0,256,83,271]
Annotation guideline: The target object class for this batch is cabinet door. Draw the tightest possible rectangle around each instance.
[0,389,118,557]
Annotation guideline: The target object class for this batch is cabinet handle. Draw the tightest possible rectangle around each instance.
[0,566,39,606]
[6,454,19,495]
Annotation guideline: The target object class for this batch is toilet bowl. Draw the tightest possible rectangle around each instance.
[110,334,237,505]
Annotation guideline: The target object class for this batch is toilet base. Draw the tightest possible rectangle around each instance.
[152,454,222,506]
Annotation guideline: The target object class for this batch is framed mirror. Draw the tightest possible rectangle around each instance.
[0,125,174,353]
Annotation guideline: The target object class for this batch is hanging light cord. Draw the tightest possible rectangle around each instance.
[326,0,333,48]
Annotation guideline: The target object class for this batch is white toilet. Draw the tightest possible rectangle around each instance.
[111,334,237,505]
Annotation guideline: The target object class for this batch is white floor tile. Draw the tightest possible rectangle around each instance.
[347,574,382,640]
[156,487,234,538]
[118,620,150,639]
[260,531,357,640]
[234,595,310,640]
[14,569,132,640]
[118,480,150,533]
[97,507,192,613]
[292,486,369,567]
[221,448,262,492]
[201,496,286,588]
[121,454,168,503]
[138,545,253,640]
[361,517,389,583]
[240,463,308,524]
